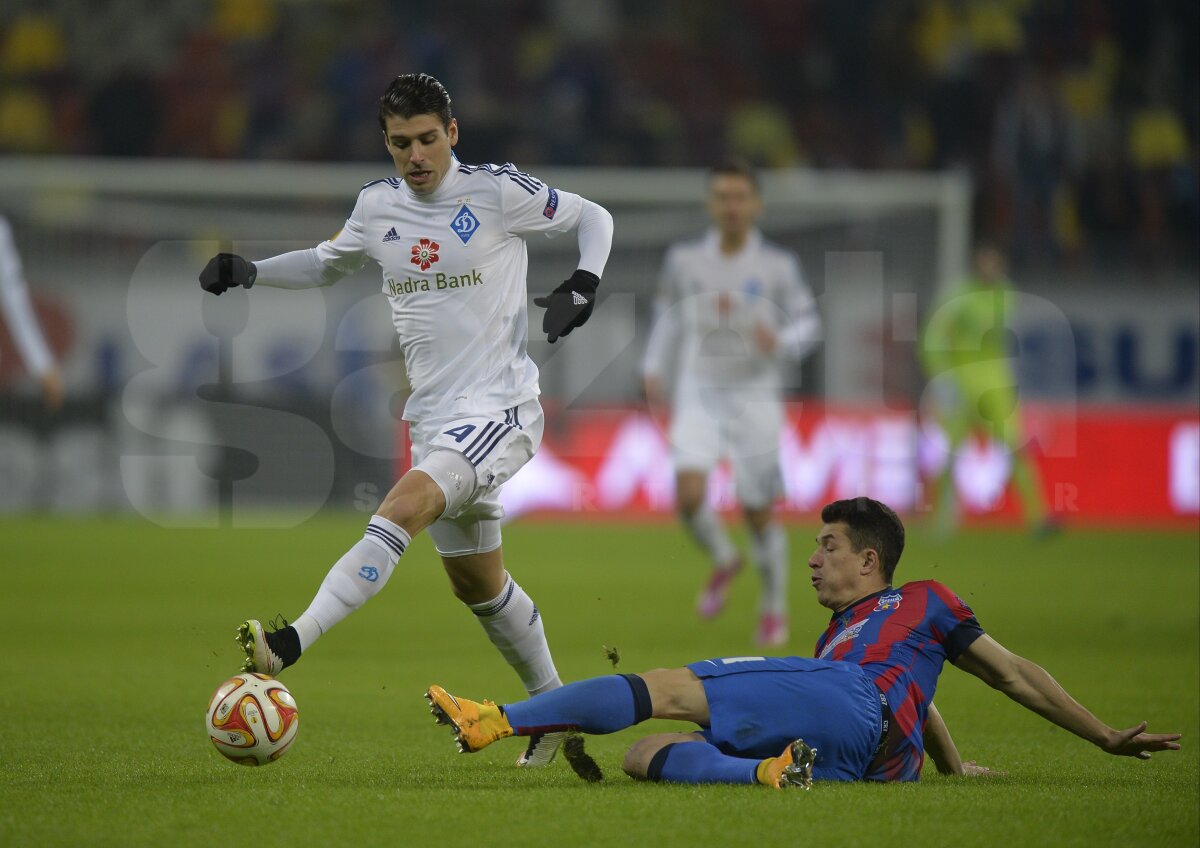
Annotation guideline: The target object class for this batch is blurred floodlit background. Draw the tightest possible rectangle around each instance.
[0,0,1195,524]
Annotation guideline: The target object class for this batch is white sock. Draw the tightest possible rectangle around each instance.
[681,504,738,568]
[750,522,788,616]
[292,516,409,651]
[469,573,562,695]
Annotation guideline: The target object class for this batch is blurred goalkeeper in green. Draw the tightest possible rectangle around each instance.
[920,242,1054,536]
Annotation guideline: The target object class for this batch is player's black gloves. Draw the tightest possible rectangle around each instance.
[199,253,257,296]
[533,269,598,343]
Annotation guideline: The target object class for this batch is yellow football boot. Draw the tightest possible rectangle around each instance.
[424,685,514,753]
[756,738,818,789]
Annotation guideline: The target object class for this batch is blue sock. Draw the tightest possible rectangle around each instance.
[503,674,652,735]
[647,742,758,785]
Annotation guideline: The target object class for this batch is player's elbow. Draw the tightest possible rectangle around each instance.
[579,199,614,235]
[985,654,1025,694]
[959,643,1022,692]
[589,199,614,229]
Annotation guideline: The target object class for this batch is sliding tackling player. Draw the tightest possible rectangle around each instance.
[426,498,1179,786]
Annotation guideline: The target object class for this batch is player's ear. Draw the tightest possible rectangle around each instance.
[447,118,458,147]
[861,549,880,577]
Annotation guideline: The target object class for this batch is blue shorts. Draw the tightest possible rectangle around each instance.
[686,656,883,782]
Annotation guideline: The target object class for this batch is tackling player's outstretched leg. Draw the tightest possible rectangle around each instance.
[423,668,824,788]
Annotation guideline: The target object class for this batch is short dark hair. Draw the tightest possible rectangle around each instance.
[821,498,906,583]
[709,157,760,192]
[378,73,453,131]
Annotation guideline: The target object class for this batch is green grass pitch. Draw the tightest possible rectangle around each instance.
[1,515,1197,847]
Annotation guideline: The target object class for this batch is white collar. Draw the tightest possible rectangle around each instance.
[705,227,762,259]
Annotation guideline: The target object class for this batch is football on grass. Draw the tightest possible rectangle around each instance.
[206,673,299,765]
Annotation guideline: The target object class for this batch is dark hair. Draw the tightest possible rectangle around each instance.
[821,498,906,583]
[378,73,453,131]
[709,157,760,192]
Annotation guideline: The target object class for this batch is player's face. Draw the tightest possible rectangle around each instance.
[383,113,459,195]
[707,174,761,238]
[808,523,875,611]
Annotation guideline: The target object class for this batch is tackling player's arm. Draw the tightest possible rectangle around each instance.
[923,702,964,775]
[924,701,1005,777]
[953,634,1182,759]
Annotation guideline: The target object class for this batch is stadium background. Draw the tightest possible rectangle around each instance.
[0,3,1197,847]
[0,0,1196,524]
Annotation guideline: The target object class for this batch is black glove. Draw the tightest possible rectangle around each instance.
[533,269,598,343]
[199,253,257,296]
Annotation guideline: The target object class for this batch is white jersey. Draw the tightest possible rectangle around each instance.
[0,216,55,379]
[642,228,820,398]
[255,159,592,424]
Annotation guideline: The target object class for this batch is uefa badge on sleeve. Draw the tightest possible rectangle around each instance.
[543,188,559,219]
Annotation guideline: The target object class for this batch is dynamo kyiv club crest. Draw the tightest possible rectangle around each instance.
[451,204,480,244]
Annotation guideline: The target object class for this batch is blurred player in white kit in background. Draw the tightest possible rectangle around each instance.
[642,160,821,647]
[0,215,63,411]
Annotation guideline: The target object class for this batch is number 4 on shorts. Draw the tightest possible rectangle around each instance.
[443,424,476,443]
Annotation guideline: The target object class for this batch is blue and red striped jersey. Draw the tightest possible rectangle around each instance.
[812,580,984,782]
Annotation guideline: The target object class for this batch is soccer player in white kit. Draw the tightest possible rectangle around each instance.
[198,73,614,767]
[0,215,63,410]
[642,161,820,647]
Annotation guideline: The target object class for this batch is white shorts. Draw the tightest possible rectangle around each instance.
[669,385,783,510]
[410,398,544,557]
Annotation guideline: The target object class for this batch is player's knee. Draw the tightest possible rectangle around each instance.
[743,507,772,534]
[636,668,707,722]
[624,733,701,780]
[677,492,704,517]
[377,479,444,532]
[415,449,478,513]
[636,668,672,694]
[675,473,707,514]
[387,449,477,528]
[622,736,666,779]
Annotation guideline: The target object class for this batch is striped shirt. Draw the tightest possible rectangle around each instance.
[814,580,985,781]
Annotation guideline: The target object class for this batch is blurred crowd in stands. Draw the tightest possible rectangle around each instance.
[0,0,1196,271]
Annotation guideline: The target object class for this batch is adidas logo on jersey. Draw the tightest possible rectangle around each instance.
[382,227,402,243]
[572,291,588,306]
